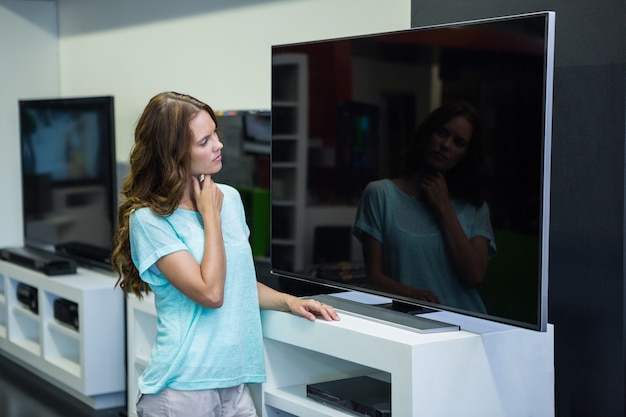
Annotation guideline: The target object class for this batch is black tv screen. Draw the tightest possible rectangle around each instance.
[270,11,555,331]
[19,96,117,270]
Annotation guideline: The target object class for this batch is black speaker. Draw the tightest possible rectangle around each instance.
[54,298,79,330]
[16,283,38,314]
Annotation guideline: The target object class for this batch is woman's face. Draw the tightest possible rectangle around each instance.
[188,110,223,177]
[424,115,473,173]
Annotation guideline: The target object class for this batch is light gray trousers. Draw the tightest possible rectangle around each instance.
[136,384,257,417]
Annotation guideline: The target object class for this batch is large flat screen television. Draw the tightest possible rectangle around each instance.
[270,11,555,331]
[19,96,117,270]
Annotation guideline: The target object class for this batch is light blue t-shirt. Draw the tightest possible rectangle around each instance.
[130,184,265,394]
[353,179,496,313]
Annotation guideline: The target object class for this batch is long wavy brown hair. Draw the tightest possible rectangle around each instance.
[112,92,218,298]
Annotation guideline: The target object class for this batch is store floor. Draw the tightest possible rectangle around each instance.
[0,353,126,417]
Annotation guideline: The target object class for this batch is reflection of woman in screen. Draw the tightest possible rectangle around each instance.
[353,101,496,313]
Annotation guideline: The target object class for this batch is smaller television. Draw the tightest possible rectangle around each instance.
[215,109,271,156]
[214,109,272,189]
[19,96,117,270]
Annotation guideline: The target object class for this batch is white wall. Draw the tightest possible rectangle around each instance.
[56,0,411,160]
[0,0,59,247]
[0,0,409,248]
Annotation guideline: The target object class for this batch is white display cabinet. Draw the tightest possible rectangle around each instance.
[0,260,125,410]
[127,291,554,417]
[256,309,554,417]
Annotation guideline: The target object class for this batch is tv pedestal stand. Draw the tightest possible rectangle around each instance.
[253,308,554,417]
[125,293,554,417]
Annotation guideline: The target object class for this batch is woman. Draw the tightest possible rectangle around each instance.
[112,92,338,417]
[353,101,496,313]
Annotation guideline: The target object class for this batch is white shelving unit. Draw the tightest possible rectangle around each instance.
[126,292,157,417]
[255,308,554,417]
[126,292,554,417]
[271,53,309,273]
[0,260,125,410]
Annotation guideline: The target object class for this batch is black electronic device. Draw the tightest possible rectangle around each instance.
[54,298,79,330]
[16,283,38,314]
[215,109,271,155]
[1,246,77,276]
[307,376,392,417]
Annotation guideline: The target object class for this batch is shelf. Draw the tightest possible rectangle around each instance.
[271,53,309,272]
[0,260,125,409]
[265,385,357,417]
[47,319,80,343]
[272,62,301,102]
[49,319,80,336]
[272,100,299,107]
[272,162,299,169]
[272,200,296,207]
[272,134,300,141]
[13,303,38,318]
[134,356,149,369]
[243,141,271,154]
[47,354,81,377]
[11,305,41,352]
[272,239,297,246]
[9,336,41,356]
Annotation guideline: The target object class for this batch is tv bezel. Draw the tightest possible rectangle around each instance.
[18,95,117,271]
[269,11,555,332]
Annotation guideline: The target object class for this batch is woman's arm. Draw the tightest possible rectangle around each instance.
[420,172,489,288]
[155,175,227,308]
[361,234,441,304]
[257,282,340,322]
